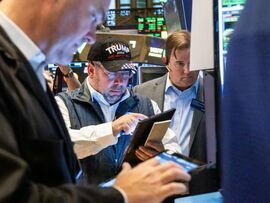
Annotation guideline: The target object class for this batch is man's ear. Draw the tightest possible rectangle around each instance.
[162,56,170,65]
[88,62,95,77]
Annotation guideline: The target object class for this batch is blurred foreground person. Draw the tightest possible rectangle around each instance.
[0,0,190,202]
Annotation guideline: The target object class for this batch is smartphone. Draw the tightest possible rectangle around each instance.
[155,151,205,173]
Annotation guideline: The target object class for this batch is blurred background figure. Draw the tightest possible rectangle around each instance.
[58,64,81,91]
[43,70,54,91]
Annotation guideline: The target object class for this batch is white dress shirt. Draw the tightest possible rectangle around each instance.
[55,77,182,159]
[0,12,46,90]
[164,74,199,156]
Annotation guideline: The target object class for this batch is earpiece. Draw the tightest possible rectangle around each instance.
[166,65,171,72]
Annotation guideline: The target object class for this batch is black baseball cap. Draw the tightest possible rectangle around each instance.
[87,38,136,73]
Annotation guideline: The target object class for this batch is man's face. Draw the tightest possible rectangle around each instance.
[89,62,131,104]
[45,0,110,64]
[167,48,199,91]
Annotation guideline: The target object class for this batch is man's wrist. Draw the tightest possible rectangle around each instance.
[63,69,74,78]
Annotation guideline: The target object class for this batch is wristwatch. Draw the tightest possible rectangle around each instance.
[63,68,74,78]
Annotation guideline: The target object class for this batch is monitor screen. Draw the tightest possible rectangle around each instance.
[137,16,167,37]
[138,66,168,84]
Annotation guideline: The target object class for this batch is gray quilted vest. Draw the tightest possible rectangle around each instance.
[58,81,154,184]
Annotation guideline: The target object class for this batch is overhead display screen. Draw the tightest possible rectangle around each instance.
[137,17,166,37]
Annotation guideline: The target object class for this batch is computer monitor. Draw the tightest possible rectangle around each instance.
[138,66,168,84]
[137,16,167,37]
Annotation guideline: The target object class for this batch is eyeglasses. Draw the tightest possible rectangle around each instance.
[93,62,133,81]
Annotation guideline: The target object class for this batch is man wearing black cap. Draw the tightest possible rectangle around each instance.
[56,38,181,184]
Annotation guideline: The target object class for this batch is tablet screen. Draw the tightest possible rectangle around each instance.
[155,151,200,173]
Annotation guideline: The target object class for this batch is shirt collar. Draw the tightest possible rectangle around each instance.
[86,77,130,106]
[0,11,46,71]
[165,73,199,97]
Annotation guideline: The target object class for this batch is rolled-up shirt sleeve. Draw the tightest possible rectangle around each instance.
[55,96,118,159]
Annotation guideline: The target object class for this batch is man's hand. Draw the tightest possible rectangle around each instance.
[135,141,165,161]
[114,158,191,203]
[57,64,81,91]
[112,113,147,137]
[58,64,71,75]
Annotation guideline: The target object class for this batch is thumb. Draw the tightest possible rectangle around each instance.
[137,114,148,120]
[119,162,132,174]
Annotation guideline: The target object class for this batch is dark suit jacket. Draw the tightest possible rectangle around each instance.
[133,74,206,161]
[0,27,123,202]
[221,0,270,201]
